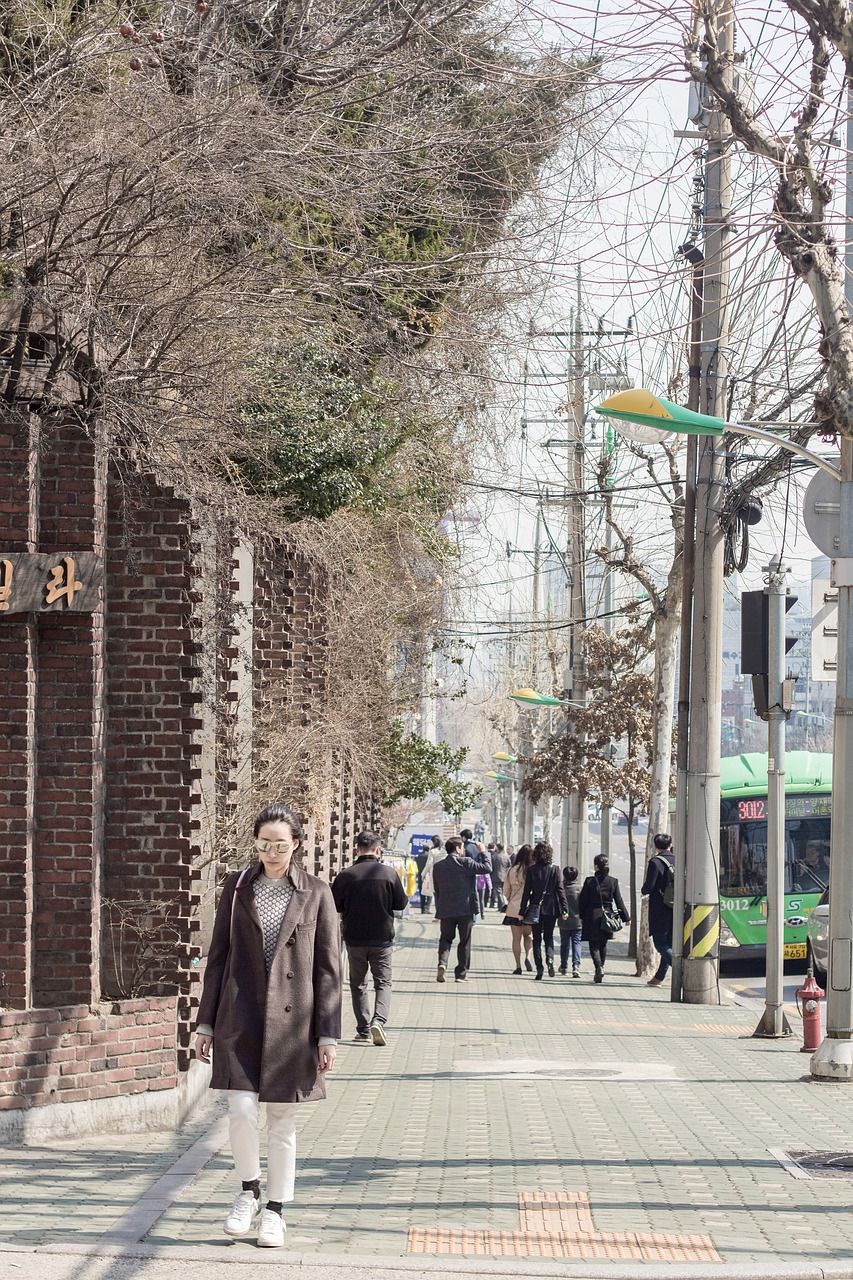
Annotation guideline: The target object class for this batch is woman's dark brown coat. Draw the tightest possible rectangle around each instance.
[197,860,341,1103]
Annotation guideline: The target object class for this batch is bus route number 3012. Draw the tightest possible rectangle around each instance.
[738,799,766,820]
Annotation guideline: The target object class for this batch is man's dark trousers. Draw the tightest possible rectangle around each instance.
[347,944,394,1034]
[439,916,474,979]
[651,928,673,983]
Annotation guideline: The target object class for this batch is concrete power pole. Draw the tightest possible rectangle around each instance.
[682,0,733,1003]
[563,275,588,872]
[810,78,853,1079]
[599,520,614,865]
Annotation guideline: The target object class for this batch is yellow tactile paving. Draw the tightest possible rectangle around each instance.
[408,1189,723,1261]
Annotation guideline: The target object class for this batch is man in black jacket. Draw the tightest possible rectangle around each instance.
[641,833,676,987]
[432,836,491,983]
[332,831,408,1045]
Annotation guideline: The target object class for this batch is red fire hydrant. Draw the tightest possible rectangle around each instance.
[796,971,825,1053]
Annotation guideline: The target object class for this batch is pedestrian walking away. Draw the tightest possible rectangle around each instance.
[195,803,341,1248]
[519,841,569,979]
[642,833,676,987]
[432,836,491,981]
[489,843,510,910]
[558,865,582,976]
[502,843,535,974]
[331,830,408,1045]
[417,834,442,914]
[475,843,491,916]
[578,853,630,983]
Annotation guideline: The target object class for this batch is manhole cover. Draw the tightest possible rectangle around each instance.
[789,1151,853,1179]
[452,1059,678,1082]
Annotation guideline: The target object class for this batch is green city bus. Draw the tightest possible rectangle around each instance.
[719,751,832,962]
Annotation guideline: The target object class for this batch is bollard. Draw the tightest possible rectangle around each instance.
[796,969,825,1054]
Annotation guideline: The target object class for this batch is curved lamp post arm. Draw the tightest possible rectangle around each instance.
[729,423,842,481]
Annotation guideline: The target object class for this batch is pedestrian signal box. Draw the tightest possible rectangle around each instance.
[741,589,798,719]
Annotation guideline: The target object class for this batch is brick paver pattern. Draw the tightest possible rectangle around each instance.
[2,915,853,1267]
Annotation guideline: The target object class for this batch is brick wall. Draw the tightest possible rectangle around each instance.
[0,403,379,1125]
[32,417,107,1006]
[0,998,177,1113]
[103,468,202,1068]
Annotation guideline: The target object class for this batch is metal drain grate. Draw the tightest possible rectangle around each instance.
[789,1151,853,1179]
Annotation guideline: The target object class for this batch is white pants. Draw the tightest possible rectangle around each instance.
[227,1090,298,1203]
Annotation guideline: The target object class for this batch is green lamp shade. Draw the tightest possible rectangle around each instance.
[510,687,564,707]
[485,771,509,781]
[594,389,725,438]
[492,751,518,762]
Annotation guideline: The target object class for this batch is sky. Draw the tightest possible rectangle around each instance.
[439,0,847,763]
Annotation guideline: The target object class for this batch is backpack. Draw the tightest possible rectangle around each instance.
[658,855,676,908]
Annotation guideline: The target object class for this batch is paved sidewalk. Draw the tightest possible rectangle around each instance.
[3,915,853,1277]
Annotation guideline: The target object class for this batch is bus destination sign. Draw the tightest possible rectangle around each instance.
[732,794,831,822]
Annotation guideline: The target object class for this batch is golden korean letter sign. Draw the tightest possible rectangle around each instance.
[0,552,103,613]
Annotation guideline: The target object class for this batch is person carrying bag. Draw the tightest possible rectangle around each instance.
[578,852,630,983]
[519,841,569,979]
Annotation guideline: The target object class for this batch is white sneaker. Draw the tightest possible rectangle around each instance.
[224,1190,261,1237]
[257,1208,286,1247]
[370,1021,387,1046]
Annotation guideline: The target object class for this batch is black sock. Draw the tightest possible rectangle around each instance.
[266,1200,283,1215]
[242,1179,260,1198]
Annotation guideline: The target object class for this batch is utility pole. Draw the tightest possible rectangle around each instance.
[682,0,732,1004]
[564,272,588,872]
[519,509,543,846]
[600,518,614,864]
[754,557,793,1038]
[671,254,703,1001]
[810,76,853,1078]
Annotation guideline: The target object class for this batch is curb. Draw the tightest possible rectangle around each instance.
[1,1242,852,1280]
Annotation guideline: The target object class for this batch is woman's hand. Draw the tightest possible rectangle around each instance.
[318,1044,337,1075]
[195,1033,213,1064]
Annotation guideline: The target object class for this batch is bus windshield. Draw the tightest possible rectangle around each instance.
[720,793,830,897]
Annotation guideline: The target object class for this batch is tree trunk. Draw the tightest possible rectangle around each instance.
[627,789,638,959]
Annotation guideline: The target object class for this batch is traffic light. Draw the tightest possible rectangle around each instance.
[740,589,798,718]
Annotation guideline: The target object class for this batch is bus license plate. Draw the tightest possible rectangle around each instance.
[784,943,807,959]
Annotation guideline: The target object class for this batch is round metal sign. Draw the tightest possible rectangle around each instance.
[804,469,842,557]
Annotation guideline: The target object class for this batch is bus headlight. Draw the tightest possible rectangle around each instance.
[720,920,740,948]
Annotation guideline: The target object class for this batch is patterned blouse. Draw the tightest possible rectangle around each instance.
[252,874,294,972]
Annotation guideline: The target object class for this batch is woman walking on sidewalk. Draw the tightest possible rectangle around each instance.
[558,866,582,976]
[519,841,569,979]
[195,802,341,1248]
[502,843,535,974]
[578,853,630,983]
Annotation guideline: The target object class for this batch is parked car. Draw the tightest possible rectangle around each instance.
[806,887,829,990]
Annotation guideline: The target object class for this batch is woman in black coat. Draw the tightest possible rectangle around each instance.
[195,802,341,1248]
[519,841,569,979]
[578,852,630,982]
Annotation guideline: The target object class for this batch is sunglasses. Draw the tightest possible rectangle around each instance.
[255,838,294,855]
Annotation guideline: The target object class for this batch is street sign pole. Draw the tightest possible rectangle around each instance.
[754,557,793,1038]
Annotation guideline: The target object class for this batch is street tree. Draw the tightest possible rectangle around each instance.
[524,621,654,957]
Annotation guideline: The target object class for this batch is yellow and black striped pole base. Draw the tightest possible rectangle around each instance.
[683,903,720,959]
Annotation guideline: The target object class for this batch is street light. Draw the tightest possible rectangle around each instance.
[594,389,840,480]
[509,687,567,707]
[492,751,518,762]
[596,387,853,1076]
